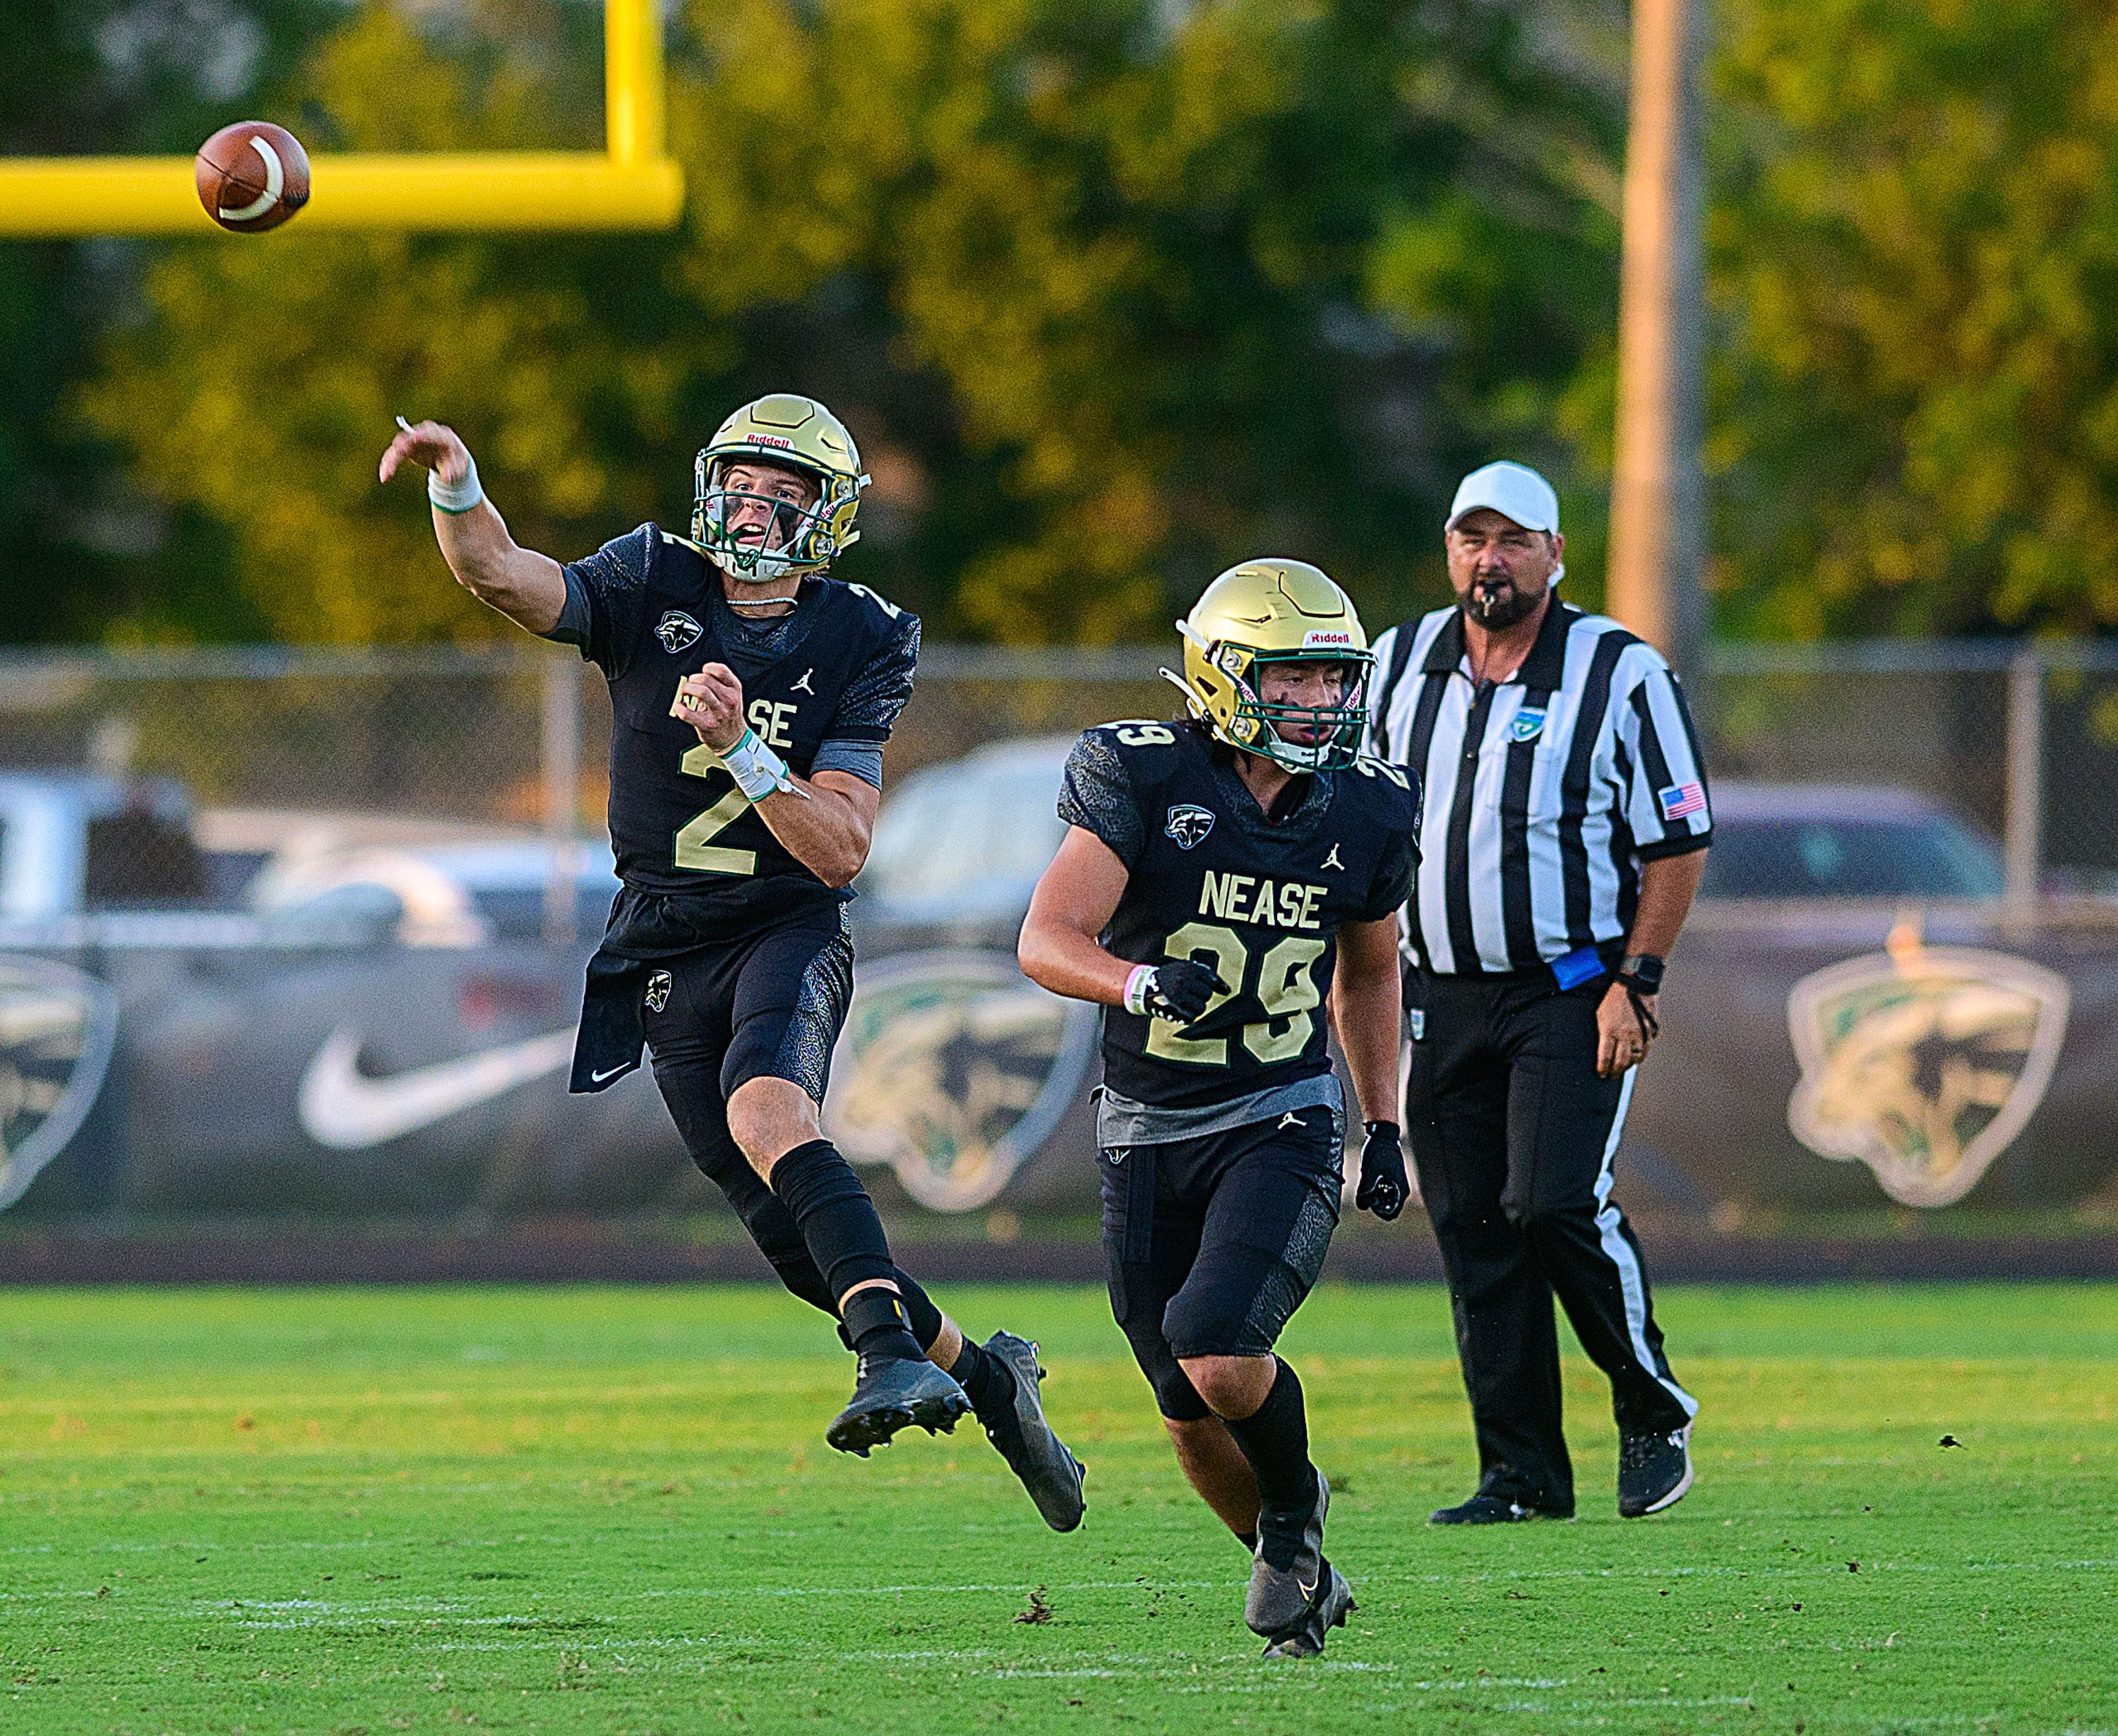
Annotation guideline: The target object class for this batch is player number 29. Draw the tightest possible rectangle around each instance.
[1143,921,1327,1067]
[674,743,758,875]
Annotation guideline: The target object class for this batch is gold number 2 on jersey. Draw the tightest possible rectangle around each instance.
[674,743,758,875]
[1144,921,1327,1067]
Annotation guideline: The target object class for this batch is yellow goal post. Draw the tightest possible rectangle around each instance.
[0,0,683,236]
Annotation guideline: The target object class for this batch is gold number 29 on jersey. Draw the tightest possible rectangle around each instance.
[674,743,758,875]
[1144,921,1327,1067]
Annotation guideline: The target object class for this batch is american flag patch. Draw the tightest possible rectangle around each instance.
[1658,781,1708,822]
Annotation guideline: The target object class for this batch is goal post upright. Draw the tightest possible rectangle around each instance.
[0,0,683,237]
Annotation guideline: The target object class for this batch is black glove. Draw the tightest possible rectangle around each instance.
[1138,959,1228,1024]
[1356,1120,1408,1221]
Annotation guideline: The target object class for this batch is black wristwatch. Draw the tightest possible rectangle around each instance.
[1617,954,1665,993]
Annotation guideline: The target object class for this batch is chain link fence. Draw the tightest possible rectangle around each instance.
[1701,642,2118,898]
[4,637,2117,906]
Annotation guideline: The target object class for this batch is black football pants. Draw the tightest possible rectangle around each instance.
[645,911,854,1318]
[1099,1108,1344,1422]
[1404,964,1696,1511]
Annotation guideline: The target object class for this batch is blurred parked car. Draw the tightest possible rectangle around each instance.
[248,838,621,947]
[861,745,2021,915]
[1,780,681,1218]
[1694,784,2006,902]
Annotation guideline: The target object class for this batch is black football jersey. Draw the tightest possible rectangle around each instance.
[1059,719,1420,1111]
[554,525,919,928]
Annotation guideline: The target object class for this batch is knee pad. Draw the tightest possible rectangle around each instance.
[1164,1197,1336,1360]
[1161,1269,1267,1361]
[1106,1265,1210,1420]
[1125,1319,1211,1422]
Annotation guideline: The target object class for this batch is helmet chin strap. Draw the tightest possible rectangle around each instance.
[713,544,798,585]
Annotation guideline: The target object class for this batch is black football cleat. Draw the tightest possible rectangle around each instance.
[825,1353,971,1457]
[976,1331,1087,1532]
[1428,1492,1574,1526]
[1618,1423,1694,1517]
[1248,1470,1332,1641]
[1260,1564,1356,1660]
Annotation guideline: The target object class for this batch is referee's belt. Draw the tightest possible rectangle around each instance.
[1402,941,1625,998]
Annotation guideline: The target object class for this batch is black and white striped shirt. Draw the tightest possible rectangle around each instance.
[1365,600,1712,976]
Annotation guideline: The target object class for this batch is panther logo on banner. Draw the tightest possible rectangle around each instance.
[824,951,1099,1212]
[0,957,120,1211]
[1785,935,2070,1208]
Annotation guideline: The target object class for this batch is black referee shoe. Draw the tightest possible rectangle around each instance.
[1617,1423,1694,1517]
[1428,1492,1574,1526]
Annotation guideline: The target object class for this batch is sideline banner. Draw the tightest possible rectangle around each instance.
[1623,909,2118,1212]
[6,909,2117,1219]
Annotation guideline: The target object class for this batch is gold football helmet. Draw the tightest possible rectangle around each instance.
[692,394,868,582]
[1166,558,1373,772]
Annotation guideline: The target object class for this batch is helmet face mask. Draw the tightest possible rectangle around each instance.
[1168,559,1375,774]
[689,395,868,584]
[694,457,830,582]
[1236,649,1372,772]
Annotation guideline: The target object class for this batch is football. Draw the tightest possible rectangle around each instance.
[193,121,311,233]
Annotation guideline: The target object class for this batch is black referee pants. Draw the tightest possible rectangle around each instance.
[1405,964,1696,1511]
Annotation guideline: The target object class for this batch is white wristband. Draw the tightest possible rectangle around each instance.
[720,727,798,801]
[1123,964,1155,1016]
[428,452,484,514]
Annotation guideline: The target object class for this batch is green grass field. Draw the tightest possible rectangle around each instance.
[3,1283,2114,1735]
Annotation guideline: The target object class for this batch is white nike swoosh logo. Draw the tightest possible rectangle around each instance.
[1298,1578,1317,1599]
[589,1063,630,1084]
[217,136,285,222]
[297,1024,576,1150]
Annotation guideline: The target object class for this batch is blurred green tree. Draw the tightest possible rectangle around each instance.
[1708,0,2118,636]
[68,0,1624,644]
[32,0,2118,649]
[0,0,337,642]
[76,1,690,642]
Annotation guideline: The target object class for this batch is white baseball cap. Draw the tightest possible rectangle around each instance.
[1446,461,1560,535]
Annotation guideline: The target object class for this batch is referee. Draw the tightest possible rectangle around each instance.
[1366,461,1711,1524]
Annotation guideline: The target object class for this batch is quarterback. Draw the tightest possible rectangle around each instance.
[1017,561,1418,1656]
[379,396,1084,1531]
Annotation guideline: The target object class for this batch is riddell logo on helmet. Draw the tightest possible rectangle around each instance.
[1303,630,1354,649]
[748,434,794,449]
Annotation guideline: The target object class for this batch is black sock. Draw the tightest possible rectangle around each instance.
[770,1140,921,1360]
[1222,1360,1318,1564]
[839,1286,923,1360]
[893,1269,945,1351]
[947,1337,1017,1418]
